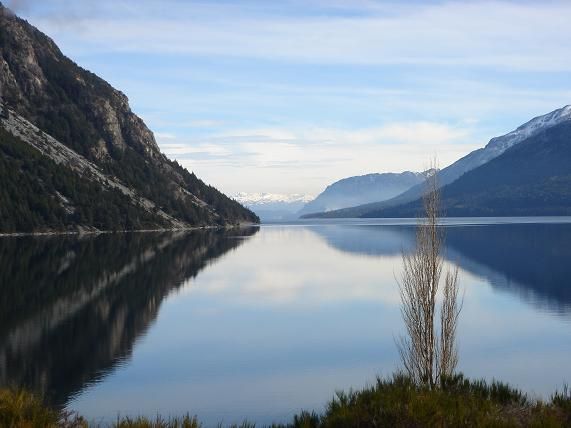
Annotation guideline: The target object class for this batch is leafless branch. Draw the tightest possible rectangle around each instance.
[396,161,463,388]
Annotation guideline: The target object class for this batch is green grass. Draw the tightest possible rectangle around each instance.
[112,414,200,428]
[1,375,570,427]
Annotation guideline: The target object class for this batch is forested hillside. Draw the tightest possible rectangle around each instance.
[0,3,258,233]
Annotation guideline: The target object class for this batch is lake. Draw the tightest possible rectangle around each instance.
[1,218,570,426]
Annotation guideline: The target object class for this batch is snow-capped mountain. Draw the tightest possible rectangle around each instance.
[437,105,571,191]
[486,105,571,153]
[234,192,314,221]
[302,105,571,219]
[234,192,314,206]
[361,117,571,218]
[353,105,571,212]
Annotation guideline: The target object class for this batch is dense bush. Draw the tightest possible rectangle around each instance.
[2,375,570,427]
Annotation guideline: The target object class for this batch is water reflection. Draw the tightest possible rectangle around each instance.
[1,221,570,425]
[65,226,402,425]
[311,223,571,315]
[310,224,415,257]
[0,228,258,407]
[445,224,571,314]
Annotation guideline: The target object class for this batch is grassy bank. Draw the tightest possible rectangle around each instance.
[2,374,570,427]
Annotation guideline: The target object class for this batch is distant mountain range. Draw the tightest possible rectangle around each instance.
[234,192,313,221]
[0,4,258,233]
[305,105,571,219]
[298,172,424,217]
[235,170,425,221]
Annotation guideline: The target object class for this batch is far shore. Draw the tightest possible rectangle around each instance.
[0,222,260,238]
[4,216,571,237]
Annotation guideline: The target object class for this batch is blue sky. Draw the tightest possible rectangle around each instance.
[10,0,571,195]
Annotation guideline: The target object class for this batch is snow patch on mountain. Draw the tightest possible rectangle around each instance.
[234,192,314,206]
[233,192,314,222]
[428,105,571,191]
[487,104,571,153]
[301,104,571,219]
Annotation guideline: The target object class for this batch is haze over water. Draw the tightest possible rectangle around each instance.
[1,219,570,426]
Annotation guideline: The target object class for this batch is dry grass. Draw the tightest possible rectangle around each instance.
[0,388,63,428]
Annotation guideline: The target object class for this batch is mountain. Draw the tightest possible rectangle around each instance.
[305,105,571,218]
[0,4,258,233]
[298,171,424,217]
[365,120,571,217]
[234,192,313,221]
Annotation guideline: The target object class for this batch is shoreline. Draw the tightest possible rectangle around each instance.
[5,215,571,236]
[0,222,260,238]
[2,373,570,427]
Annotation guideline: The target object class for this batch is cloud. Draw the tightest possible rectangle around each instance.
[15,0,570,197]
[187,120,225,128]
[157,121,476,194]
[180,227,404,306]
[7,0,104,30]
[29,0,571,71]
[297,122,468,145]
[154,132,177,140]
[4,0,32,13]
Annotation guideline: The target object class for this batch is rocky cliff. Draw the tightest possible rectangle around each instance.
[0,3,258,232]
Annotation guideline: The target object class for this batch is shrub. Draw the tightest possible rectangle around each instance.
[0,388,60,428]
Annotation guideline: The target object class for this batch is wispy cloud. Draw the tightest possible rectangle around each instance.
[4,0,32,13]
[15,0,571,196]
[31,0,571,71]
[187,119,225,129]
[157,121,476,194]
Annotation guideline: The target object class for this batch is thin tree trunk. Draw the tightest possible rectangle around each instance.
[396,162,462,388]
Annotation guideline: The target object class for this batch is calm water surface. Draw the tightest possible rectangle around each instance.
[1,219,571,426]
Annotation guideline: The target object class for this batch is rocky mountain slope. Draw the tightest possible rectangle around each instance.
[0,4,258,233]
[305,105,571,218]
[298,171,423,217]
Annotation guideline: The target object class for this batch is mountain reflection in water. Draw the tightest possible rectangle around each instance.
[1,221,570,425]
[0,228,259,407]
[311,222,571,315]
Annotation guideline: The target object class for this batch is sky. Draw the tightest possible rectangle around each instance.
[9,0,571,196]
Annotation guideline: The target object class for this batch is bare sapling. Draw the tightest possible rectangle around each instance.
[397,164,462,388]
